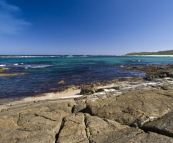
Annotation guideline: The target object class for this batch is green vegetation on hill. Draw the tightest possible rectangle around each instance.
[126,50,173,55]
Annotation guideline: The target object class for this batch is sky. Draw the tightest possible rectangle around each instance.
[0,0,173,55]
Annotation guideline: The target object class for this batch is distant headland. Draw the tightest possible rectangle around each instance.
[126,50,173,55]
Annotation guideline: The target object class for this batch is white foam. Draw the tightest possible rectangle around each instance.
[0,64,6,67]
[25,65,52,69]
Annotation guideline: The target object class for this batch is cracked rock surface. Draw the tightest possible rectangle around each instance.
[85,89,173,127]
[1,80,173,142]
[57,113,173,143]
[0,99,74,143]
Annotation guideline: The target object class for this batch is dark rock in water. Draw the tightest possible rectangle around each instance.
[120,64,173,80]
[80,84,97,95]
[143,75,155,81]
[157,69,173,78]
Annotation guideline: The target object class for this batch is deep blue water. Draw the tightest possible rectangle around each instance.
[1,55,173,101]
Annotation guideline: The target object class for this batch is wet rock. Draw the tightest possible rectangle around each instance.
[80,84,97,95]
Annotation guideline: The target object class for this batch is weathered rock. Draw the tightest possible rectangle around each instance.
[56,113,173,143]
[0,99,74,143]
[56,113,89,143]
[80,84,97,95]
[73,98,86,113]
[142,111,173,137]
[85,89,173,127]
[85,114,173,143]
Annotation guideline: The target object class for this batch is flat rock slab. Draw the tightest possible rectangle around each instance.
[56,113,173,143]
[0,99,74,143]
[85,89,173,127]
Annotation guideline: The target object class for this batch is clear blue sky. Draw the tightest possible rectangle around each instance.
[0,0,173,55]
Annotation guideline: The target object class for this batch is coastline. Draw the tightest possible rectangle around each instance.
[2,61,173,142]
[126,55,173,57]
[2,76,173,142]
[1,75,172,109]
[1,63,173,108]
[0,89,81,109]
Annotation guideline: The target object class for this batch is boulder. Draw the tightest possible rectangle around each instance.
[80,84,97,95]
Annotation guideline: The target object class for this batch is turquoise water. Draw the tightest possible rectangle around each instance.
[0,55,173,102]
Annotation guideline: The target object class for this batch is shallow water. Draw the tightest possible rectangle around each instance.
[0,55,173,101]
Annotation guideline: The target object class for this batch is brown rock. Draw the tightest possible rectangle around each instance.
[58,80,65,84]
[57,113,173,143]
[85,89,173,127]
[80,84,97,95]
[0,99,74,143]
[57,113,89,143]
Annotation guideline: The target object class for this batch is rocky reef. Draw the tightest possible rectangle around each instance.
[1,76,173,142]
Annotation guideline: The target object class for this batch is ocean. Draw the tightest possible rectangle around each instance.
[1,55,173,103]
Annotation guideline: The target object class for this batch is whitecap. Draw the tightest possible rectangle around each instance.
[14,63,18,66]
[25,65,52,69]
[0,64,6,67]
[67,55,74,58]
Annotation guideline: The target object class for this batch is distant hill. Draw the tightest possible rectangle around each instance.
[126,50,173,55]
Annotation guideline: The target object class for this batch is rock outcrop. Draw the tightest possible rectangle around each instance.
[1,79,173,142]
[85,89,173,127]
[120,64,173,81]
[0,99,75,143]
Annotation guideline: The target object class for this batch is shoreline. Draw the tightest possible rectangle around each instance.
[0,89,81,109]
[1,63,173,109]
[2,58,173,142]
[0,77,143,108]
[126,55,173,57]
[1,76,173,109]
